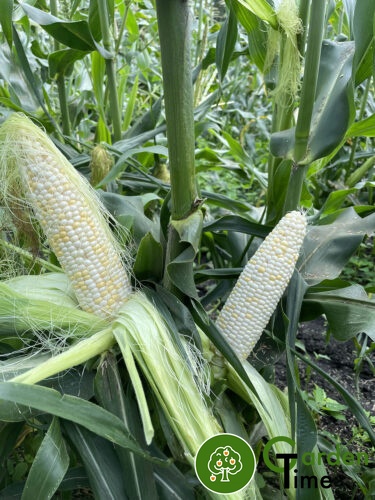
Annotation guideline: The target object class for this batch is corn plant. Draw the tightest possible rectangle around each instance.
[0,1,374,499]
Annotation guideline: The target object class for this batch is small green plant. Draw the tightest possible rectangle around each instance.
[352,412,375,446]
[303,385,348,421]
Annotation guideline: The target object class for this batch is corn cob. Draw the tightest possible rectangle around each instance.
[217,211,306,359]
[0,114,131,318]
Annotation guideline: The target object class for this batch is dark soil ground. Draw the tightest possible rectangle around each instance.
[275,317,374,499]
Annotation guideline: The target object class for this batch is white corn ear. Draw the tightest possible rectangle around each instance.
[0,114,132,318]
[217,211,306,359]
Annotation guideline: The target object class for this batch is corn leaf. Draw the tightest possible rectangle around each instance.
[298,208,375,286]
[123,98,163,140]
[353,0,375,84]
[303,285,375,342]
[0,421,24,467]
[227,363,297,498]
[346,113,375,137]
[203,214,271,238]
[88,0,115,42]
[122,74,139,131]
[0,0,13,47]
[153,464,196,499]
[162,211,203,299]
[134,233,164,281]
[95,352,158,500]
[12,26,55,124]
[230,0,267,70]
[100,191,160,243]
[342,0,355,36]
[48,48,88,78]
[22,417,69,500]
[0,382,165,464]
[284,273,335,500]
[231,0,277,29]
[216,5,238,80]
[0,368,95,421]
[99,145,168,185]
[63,421,128,500]
[20,4,111,59]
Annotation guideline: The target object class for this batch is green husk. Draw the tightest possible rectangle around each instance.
[10,327,115,385]
[114,293,221,462]
[0,275,107,337]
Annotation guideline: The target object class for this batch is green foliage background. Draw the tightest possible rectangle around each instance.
[0,0,374,499]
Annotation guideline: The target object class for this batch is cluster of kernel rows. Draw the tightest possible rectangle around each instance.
[19,138,132,319]
[217,211,307,360]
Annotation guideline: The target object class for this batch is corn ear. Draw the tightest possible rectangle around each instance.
[0,114,131,318]
[217,211,307,359]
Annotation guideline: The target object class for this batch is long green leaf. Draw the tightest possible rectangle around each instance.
[298,208,375,285]
[346,113,375,137]
[231,0,277,29]
[0,0,13,47]
[122,74,139,131]
[230,0,267,70]
[0,382,164,464]
[227,363,297,498]
[12,26,56,128]
[48,48,88,78]
[22,418,69,500]
[63,421,128,500]
[303,285,375,341]
[134,233,164,281]
[353,0,375,84]
[216,5,238,80]
[284,273,334,500]
[204,214,271,238]
[21,3,111,58]
[95,352,158,500]
[0,421,24,469]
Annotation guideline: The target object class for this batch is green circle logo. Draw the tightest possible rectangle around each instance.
[194,433,256,494]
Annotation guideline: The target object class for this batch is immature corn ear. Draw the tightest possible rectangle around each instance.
[0,114,132,318]
[90,144,113,189]
[217,211,307,360]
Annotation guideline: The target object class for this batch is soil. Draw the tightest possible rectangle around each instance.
[274,317,374,499]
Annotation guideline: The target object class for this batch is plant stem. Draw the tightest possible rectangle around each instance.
[56,75,71,136]
[283,163,308,214]
[11,328,115,385]
[297,0,310,56]
[156,0,199,294]
[155,0,198,220]
[294,0,326,163]
[50,0,71,136]
[97,0,122,142]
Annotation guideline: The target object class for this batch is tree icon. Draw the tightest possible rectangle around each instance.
[208,446,243,482]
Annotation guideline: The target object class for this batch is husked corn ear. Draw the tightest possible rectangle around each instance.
[217,211,306,360]
[0,114,132,318]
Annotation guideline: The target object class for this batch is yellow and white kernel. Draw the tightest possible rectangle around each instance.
[11,121,132,319]
[217,211,307,360]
